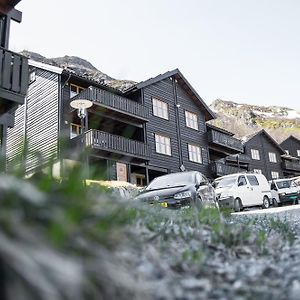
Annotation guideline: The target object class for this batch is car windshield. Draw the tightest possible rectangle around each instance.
[215,176,237,188]
[146,173,195,190]
[276,180,294,189]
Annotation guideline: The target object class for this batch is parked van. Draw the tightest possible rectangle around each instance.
[269,179,300,206]
[214,173,271,212]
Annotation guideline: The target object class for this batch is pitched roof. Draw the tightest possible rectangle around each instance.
[280,135,300,145]
[125,69,215,121]
[242,129,285,154]
[206,123,234,136]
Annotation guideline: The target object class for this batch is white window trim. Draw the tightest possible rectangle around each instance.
[152,98,169,120]
[188,144,203,164]
[271,171,279,179]
[297,150,300,157]
[155,134,171,156]
[268,152,277,163]
[251,149,260,160]
[185,110,199,130]
[253,169,262,174]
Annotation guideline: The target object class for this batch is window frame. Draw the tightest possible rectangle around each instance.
[271,171,279,179]
[251,149,260,160]
[70,123,82,139]
[188,143,203,164]
[152,97,169,120]
[70,83,84,98]
[185,110,199,130]
[154,133,171,156]
[253,169,262,174]
[297,150,300,157]
[268,152,277,163]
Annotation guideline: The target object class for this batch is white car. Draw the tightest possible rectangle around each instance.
[214,173,271,212]
[269,179,300,206]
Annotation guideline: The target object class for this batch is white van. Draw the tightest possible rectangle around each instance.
[214,173,272,212]
[269,179,300,206]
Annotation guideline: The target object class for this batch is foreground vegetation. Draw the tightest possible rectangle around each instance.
[0,167,297,300]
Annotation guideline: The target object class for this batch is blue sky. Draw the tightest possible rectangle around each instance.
[10,0,300,110]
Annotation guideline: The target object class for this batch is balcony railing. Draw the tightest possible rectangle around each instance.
[71,86,149,121]
[226,153,251,163]
[208,129,243,152]
[282,159,300,172]
[0,47,29,104]
[211,162,241,177]
[74,129,151,160]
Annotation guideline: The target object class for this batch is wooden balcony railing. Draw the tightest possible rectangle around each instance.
[282,159,300,172]
[74,129,151,160]
[226,153,251,163]
[0,47,29,104]
[208,129,243,152]
[211,162,241,177]
[71,86,149,121]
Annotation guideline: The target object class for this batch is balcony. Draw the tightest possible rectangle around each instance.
[71,86,149,122]
[0,47,29,112]
[226,153,251,163]
[72,129,151,160]
[207,129,243,154]
[282,159,300,172]
[211,162,241,177]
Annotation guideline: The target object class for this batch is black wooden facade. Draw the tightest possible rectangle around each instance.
[6,58,300,184]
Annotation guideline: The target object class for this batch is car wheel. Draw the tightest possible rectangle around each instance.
[272,198,278,207]
[262,196,270,209]
[233,198,242,212]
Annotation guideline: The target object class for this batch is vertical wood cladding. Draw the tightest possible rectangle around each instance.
[244,133,284,180]
[143,77,210,176]
[6,68,59,171]
[280,137,300,158]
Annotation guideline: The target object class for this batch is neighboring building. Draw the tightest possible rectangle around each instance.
[206,123,244,177]
[280,136,300,177]
[8,62,234,184]
[234,129,286,180]
[0,0,28,158]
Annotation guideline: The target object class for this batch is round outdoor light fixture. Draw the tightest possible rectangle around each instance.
[70,99,93,119]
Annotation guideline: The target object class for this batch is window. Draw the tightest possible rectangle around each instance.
[188,144,202,163]
[155,134,171,156]
[285,150,289,155]
[70,123,82,139]
[70,84,84,98]
[297,150,300,157]
[247,175,259,186]
[152,98,169,120]
[268,152,277,163]
[185,111,199,130]
[29,68,36,84]
[238,176,247,186]
[251,149,260,160]
[253,169,262,174]
[271,171,279,179]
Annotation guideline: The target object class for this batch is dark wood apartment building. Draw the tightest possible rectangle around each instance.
[8,61,241,184]
[0,0,28,157]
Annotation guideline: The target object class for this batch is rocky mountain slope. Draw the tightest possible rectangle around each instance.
[209,99,300,142]
[21,50,136,92]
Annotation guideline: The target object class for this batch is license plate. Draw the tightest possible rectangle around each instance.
[160,202,168,208]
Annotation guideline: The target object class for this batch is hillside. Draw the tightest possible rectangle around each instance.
[209,99,300,142]
[21,50,136,92]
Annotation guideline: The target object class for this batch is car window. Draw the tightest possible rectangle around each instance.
[246,175,259,186]
[276,180,291,189]
[238,176,247,186]
[215,176,237,188]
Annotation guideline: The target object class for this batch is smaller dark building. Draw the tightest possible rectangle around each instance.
[238,129,285,180]
[280,136,300,177]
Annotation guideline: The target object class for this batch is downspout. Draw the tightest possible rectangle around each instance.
[172,77,183,170]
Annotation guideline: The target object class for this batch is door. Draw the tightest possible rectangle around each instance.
[236,175,253,207]
[246,175,262,205]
